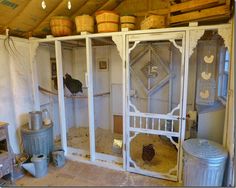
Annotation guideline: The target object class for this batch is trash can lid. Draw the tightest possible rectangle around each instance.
[183,139,228,161]
[21,123,53,134]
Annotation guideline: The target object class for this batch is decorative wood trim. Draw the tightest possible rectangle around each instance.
[112,35,123,59]
[189,29,205,57]
[218,26,232,51]
[169,39,183,53]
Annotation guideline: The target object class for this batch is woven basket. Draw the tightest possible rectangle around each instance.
[97,22,118,33]
[140,15,166,30]
[75,15,94,33]
[50,16,73,36]
[95,10,119,23]
[120,16,136,24]
[121,23,135,30]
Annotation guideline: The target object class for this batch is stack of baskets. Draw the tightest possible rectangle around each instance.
[49,11,167,37]
[50,16,73,37]
[120,15,136,30]
[95,10,119,32]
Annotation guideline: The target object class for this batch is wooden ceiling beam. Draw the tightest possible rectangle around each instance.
[91,0,120,17]
[71,0,108,19]
[97,0,124,11]
[69,0,89,18]
[71,0,93,18]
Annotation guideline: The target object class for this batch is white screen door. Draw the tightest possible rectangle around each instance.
[125,31,187,182]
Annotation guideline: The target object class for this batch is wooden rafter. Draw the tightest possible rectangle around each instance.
[98,0,123,11]
[71,0,108,19]
[69,0,89,18]
[91,0,123,16]
[112,0,124,11]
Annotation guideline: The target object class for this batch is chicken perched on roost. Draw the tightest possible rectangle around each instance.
[142,144,155,162]
[64,73,83,95]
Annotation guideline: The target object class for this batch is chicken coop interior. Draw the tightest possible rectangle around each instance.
[0,0,235,187]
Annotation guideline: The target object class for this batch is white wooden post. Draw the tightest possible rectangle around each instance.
[55,40,67,154]
[178,31,190,182]
[169,48,173,112]
[125,35,130,171]
[122,34,126,170]
[86,37,96,161]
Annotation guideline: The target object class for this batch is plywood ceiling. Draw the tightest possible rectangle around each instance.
[0,0,169,38]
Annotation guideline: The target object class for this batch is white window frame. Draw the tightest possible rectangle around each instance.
[217,47,229,105]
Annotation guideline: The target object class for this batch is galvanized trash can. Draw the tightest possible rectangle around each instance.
[21,123,53,160]
[183,138,228,186]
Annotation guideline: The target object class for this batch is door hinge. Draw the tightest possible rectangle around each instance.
[177,117,186,120]
[124,143,126,151]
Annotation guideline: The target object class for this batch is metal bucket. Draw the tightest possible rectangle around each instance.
[29,111,42,130]
[183,138,228,186]
[52,149,65,168]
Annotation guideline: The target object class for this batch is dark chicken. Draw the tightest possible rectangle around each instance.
[142,144,155,162]
[64,73,83,95]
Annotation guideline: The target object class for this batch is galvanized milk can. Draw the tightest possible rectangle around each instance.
[28,111,42,130]
[183,138,228,186]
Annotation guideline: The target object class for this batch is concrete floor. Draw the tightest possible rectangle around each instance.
[16,160,182,186]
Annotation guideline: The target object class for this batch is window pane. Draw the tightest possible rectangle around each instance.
[224,61,229,72]
[225,50,230,61]
[222,75,228,97]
